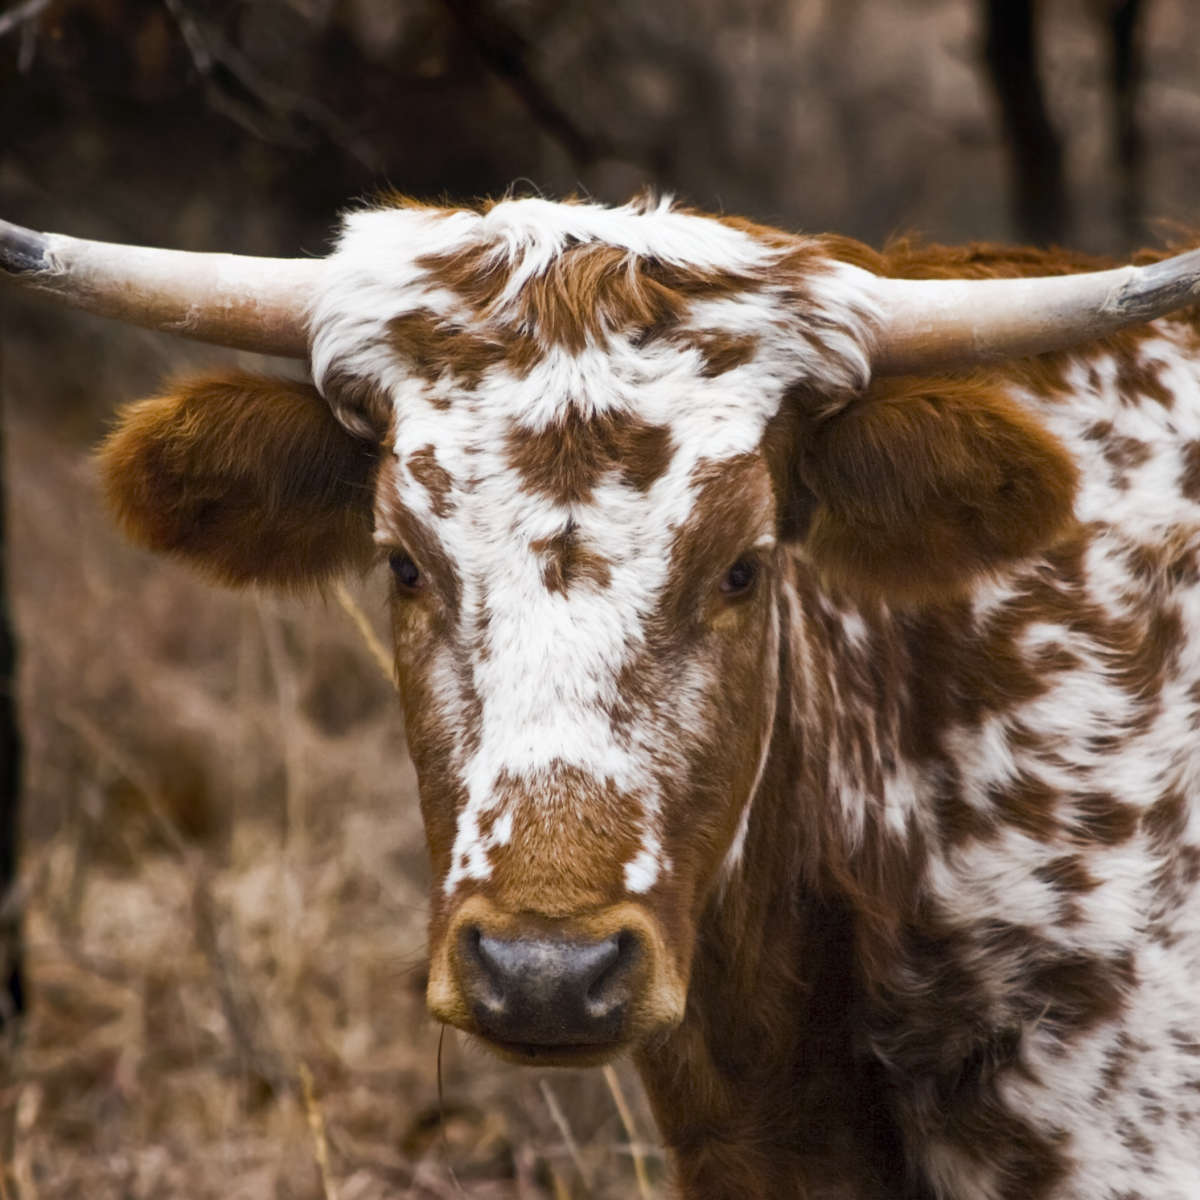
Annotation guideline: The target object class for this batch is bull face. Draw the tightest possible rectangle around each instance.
[96,198,1079,1064]
[375,418,786,1061]
[303,200,878,1061]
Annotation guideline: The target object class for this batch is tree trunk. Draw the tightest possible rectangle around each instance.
[0,401,25,1025]
[981,0,1069,246]
[1108,0,1146,246]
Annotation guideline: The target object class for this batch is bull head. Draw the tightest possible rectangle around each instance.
[4,199,1199,1064]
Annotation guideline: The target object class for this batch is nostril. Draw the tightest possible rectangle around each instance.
[464,924,487,973]
[583,934,619,996]
[461,925,506,1014]
[585,930,639,1014]
[579,935,621,996]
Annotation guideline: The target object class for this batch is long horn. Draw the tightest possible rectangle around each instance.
[0,219,322,358]
[870,245,1200,376]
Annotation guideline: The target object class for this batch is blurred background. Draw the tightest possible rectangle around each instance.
[0,1,1197,1196]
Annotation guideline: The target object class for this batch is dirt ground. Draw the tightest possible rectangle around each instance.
[1,1,1199,1196]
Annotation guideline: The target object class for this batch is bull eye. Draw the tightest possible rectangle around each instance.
[720,556,759,598]
[388,550,424,593]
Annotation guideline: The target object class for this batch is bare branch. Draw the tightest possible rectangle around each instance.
[0,0,50,41]
[437,0,611,167]
[161,0,381,171]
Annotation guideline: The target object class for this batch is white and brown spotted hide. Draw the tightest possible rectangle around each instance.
[98,198,1200,1200]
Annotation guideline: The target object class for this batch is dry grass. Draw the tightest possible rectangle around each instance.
[2,413,663,1198]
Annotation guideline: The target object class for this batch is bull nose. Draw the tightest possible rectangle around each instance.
[459,927,638,1047]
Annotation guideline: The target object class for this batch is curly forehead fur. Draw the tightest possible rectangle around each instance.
[308,194,882,436]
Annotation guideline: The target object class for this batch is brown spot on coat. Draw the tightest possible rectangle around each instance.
[1114,345,1173,410]
[1032,854,1100,894]
[531,525,613,595]
[988,772,1059,841]
[1099,433,1153,488]
[680,330,759,377]
[1113,606,1183,704]
[1070,793,1139,846]
[1101,435,1152,473]
[1171,1030,1200,1056]
[1181,441,1200,502]
[932,766,997,847]
[407,445,455,519]
[1096,1032,1136,1098]
[1116,1118,1154,1160]
[1142,789,1187,848]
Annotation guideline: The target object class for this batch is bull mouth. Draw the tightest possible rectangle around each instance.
[475,1033,630,1068]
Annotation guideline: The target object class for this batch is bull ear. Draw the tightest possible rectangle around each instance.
[97,371,378,589]
[790,376,1079,604]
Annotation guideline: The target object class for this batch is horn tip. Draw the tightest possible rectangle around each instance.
[0,219,50,276]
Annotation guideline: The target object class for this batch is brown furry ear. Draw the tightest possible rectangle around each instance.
[791,376,1079,604]
[97,372,378,589]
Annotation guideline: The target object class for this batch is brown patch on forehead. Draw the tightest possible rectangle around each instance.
[421,237,761,355]
[388,309,509,392]
[525,244,682,353]
[640,252,763,300]
[507,407,674,505]
[407,445,455,519]
[531,524,613,595]
[418,241,509,312]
